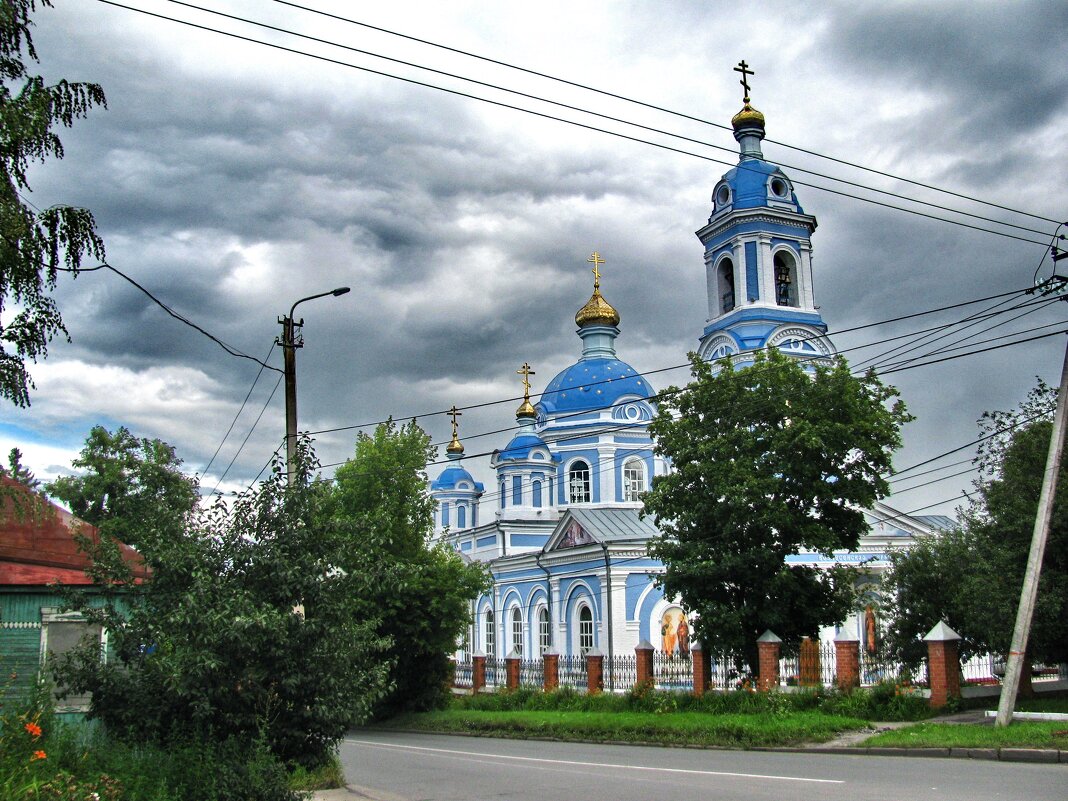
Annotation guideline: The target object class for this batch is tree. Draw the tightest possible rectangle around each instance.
[1,446,38,488]
[46,425,199,549]
[1,0,106,407]
[55,436,392,769]
[329,420,489,714]
[884,382,1068,674]
[643,349,911,670]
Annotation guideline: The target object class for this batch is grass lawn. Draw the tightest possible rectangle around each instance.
[382,709,869,748]
[863,721,1068,750]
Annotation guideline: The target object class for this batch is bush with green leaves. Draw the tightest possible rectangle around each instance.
[54,436,391,768]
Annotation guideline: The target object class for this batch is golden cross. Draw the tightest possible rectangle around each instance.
[448,405,462,438]
[587,251,605,289]
[734,59,754,103]
[517,362,536,398]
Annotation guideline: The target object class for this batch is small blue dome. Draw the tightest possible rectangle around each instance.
[538,357,653,416]
[497,432,549,462]
[431,464,484,492]
[719,161,803,213]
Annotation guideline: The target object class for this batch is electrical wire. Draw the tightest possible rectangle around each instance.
[95,0,1054,248]
[201,341,277,476]
[273,0,1060,227]
[162,0,1056,240]
[209,371,284,496]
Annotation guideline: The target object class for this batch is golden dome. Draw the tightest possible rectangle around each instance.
[516,398,536,418]
[731,101,765,131]
[446,432,464,455]
[575,288,620,327]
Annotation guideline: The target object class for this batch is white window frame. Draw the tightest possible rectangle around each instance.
[578,605,594,655]
[622,458,646,502]
[568,460,591,504]
[510,606,523,656]
[537,606,550,656]
[484,609,495,658]
[40,608,106,713]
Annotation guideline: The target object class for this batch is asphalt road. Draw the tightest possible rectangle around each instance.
[338,731,1065,801]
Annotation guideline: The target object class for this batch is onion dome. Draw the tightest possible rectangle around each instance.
[731,101,765,132]
[575,288,620,328]
[575,251,620,328]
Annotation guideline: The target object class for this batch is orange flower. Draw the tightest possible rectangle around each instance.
[24,722,42,738]
[31,750,47,761]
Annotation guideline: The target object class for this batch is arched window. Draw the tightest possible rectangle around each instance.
[578,605,594,655]
[538,607,550,655]
[718,258,735,314]
[511,607,523,656]
[568,461,591,504]
[499,480,506,509]
[774,251,797,307]
[622,458,646,502]
[440,502,449,528]
[484,609,495,658]
[457,504,467,529]
[532,480,542,508]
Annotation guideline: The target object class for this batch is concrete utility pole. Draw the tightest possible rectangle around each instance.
[279,287,350,484]
[995,336,1068,726]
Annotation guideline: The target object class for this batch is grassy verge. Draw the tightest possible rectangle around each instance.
[383,708,868,748]
[863,722,1068,750]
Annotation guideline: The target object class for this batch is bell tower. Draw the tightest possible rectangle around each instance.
[696,62,835,367]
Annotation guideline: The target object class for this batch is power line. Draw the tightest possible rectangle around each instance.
[60,262,280,373]
[201,341,277,476]
[273,0,1060,228]
[96,0,1054,248]
[209,371,284,496]
[163,0,1056,241]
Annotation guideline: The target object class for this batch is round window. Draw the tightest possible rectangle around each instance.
[770,177,788,198]
[715,185,731,206]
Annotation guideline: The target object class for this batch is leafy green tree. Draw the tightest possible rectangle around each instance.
[644,349,911,670]
[1,446,38,488]
[1,0,106,407]
[884,382,1068,673]
[55,437,391,769]
[46,425,199,549]
[330,420,489,714]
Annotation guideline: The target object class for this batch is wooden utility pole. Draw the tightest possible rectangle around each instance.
[995,337,1068,726]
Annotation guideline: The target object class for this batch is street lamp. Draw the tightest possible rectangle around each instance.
[279,287,350,484]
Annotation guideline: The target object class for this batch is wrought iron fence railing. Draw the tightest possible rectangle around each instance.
[604,654,637,690]
[558,654,588,690]
[452,658,473,689]
[519,658,543,687]
[653,652,694,691]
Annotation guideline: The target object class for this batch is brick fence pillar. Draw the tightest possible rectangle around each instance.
[543,649,559,691]
[692,640,711,696]
[834,637,860,691]
[586,648,604,694]
[757,630,782,691]
[505,648,521,690]
[925,621,962,708]
[472,652,486,694]
[799,636,821,688]
[635,640,654,688]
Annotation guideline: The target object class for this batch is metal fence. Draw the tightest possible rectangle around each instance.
[518,659,543,687]
[605,653,637,690]
[558,654,588,690]
[453,658,473,689]
[653,652,693,691]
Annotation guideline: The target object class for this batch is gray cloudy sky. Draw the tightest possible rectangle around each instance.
[4,0,1067,518]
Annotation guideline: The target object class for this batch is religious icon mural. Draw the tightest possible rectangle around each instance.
[864,605,878,654]
[558,519,595,549]
[660,608,690,657]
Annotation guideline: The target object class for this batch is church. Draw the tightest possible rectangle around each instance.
[430,71,950,665]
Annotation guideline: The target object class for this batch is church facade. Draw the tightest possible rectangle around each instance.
[431,79,948,664]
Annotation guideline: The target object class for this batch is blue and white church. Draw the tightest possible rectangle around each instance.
[431,77,949,665]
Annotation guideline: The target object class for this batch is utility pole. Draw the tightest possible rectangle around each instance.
[278,287,351,485]
[996,271,1068,725]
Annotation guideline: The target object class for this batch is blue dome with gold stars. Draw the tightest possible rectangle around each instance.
[538,357,652,416]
